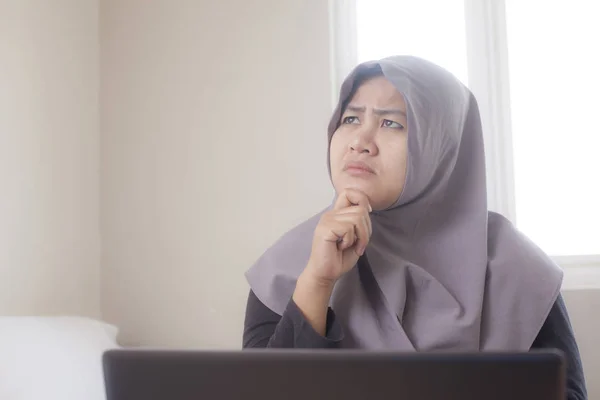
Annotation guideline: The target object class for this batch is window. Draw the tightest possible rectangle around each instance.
[505,0,600,256]
[332,0,600,283]
[355,0,469,85]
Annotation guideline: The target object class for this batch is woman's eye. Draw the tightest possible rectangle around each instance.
[342,116,360,124]
[382,119,404,130]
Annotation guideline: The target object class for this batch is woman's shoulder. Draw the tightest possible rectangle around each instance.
[486,210,563,299]
[252,209,327,268]
[487,211,560,274]
[244,209,327,315]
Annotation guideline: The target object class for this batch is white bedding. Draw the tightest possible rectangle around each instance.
[0,316,119,400]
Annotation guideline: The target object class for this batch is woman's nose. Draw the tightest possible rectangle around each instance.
[349,125,378,155]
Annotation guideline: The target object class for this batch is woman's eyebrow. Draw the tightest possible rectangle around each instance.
[346,104,406,117]
[346,105,366,113]
[373,108,406,117]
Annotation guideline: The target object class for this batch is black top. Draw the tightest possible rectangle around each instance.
[243,291,587,400]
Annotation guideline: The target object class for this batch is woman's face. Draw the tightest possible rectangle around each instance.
[330,76,409,211]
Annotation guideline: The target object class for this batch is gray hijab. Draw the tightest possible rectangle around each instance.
[246,56,563,351]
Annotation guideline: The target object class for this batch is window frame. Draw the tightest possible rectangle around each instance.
[328,0,600,289]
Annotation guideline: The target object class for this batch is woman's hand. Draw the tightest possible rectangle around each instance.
[292,189,372,336]
[304,189,373,287]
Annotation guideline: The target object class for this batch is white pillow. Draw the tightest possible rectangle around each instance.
[0,316,119,400]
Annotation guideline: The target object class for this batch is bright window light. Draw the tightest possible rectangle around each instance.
[355,0,599,257]
[355,0,469,85]
[505,0,600,256]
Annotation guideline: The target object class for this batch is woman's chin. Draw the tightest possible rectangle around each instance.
[336,182,377,205]
[334,179,399,211]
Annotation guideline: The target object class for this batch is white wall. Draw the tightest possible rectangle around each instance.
[100,0,334,347]
[0,1,100,316]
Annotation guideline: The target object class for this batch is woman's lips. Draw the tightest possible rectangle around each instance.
[343,161,375,177]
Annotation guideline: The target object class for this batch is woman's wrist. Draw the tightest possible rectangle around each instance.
[292,268,336,336]
[296,272,334,300]
[298,265,337,292]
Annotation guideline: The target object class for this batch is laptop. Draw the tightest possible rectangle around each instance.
[103,349,565,400]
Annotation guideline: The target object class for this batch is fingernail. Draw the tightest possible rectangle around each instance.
[368,204,372,212]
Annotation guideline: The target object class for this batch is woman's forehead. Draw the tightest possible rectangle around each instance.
[348,76,406,109]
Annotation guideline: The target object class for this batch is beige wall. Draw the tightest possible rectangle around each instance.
[0,0,100,316]
[100,0,334,348]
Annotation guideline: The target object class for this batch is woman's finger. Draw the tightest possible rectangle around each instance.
[320,219,356,250]
[334,221,356,251]
[335,204,370,216]
[354,214,369,256]
[333,189,372,211]
[331,212,371,255]
[365,212,372,237]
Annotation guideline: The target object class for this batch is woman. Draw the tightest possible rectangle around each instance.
[243,56,586,398]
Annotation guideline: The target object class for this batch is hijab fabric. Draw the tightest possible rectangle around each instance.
[246,56,563,351]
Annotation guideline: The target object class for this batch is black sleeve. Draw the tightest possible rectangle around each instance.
[242,290,344,348]
[531,294,587,400]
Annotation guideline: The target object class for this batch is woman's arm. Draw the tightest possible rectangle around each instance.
[243,189,371,348]
[242,290,344,348]
[531,294,587,400]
